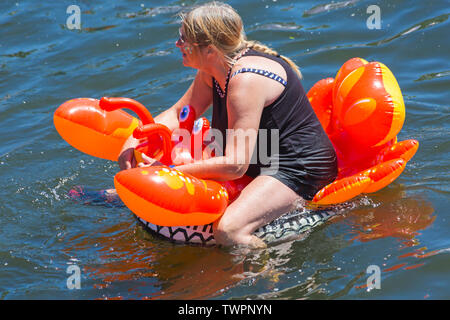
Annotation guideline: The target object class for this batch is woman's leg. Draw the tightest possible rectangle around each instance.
[213,175,305,248]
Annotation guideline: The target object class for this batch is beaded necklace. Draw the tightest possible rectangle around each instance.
[214,47,250,99]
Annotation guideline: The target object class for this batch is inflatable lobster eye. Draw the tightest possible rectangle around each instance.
[179,105,196,132]
[192,118,203,135]
[179,105,190,122]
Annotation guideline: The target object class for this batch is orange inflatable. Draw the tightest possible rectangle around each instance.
[54,57,418,227]
[54,98,140,161]
[53,97,164,162]
[307,58,418,205]
[114,166,229,226]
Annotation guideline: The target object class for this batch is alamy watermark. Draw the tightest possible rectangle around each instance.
[66,5,81,30]
[170,127,280,173]
[366,5,381,29]
[366,264,381,291]
[66,264,81,289]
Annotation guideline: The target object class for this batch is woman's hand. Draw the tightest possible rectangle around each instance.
[116,69,212,171]
[137,153,163,167]
[118,135,140,171]
[118,136,164,170]
[118,147,137,170]
[118,146,163,170]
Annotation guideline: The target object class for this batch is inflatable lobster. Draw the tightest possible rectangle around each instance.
[54,57,418,227]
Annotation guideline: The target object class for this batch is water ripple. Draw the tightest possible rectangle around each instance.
[84,25,117,33]
[1,49,37,59]
[251,22,303,31]
[303,0,359,17]
[120,5,185,19]
[415,70,450,82]
[367,13,449,47]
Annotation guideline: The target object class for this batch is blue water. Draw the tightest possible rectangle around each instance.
[0,0,449,299]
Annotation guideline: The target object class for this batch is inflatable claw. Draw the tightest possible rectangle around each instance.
[54,98,252,226]
[54,98,141,161]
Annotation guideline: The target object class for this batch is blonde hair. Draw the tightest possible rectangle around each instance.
[179,1,302,79]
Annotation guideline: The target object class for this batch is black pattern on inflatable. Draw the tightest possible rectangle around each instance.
[137,209,337,245]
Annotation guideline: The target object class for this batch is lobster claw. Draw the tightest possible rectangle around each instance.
[133,123,174,165]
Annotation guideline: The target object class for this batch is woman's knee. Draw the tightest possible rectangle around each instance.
[213,212,261,246]
[213,221,265,248]
[213,215,245,245]
[212,176,300,246]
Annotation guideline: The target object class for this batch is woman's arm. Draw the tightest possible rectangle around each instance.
[174,73,267,180]
[118,70,213,170]
[154,70,213,130]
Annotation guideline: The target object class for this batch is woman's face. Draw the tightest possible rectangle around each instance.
[176,27,198,68]
[176,26,213,70]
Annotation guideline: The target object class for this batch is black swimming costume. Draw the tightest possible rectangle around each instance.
[211,48,338,200]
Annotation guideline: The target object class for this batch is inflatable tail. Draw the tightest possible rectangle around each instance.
[308,58,419,205]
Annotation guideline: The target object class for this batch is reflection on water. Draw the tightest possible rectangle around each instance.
[83,25,117,33]
[347,195,435,244]
[343,187,438,293]
[147,247,245,299]
[59,181,437,299]
[63,218,245,299]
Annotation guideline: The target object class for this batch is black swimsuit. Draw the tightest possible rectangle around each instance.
[211,49,337,200]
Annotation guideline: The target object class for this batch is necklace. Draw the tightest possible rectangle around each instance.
[214,47,250,99]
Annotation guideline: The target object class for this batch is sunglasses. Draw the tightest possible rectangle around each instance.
[177,29,187,46]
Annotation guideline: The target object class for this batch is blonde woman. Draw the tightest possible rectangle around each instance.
[119,2,337,248]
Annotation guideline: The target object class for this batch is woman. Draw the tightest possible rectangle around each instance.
[119,2,337,248]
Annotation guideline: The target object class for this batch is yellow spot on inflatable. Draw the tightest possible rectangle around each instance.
[338,66,365,101]
[157,169,184,190]
[376,63,405,146]
[156,168,196,195]
[185,177,195,195]
[112,117,139,139]
[202,180,208,192]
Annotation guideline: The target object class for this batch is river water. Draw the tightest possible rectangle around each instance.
[0,0,448,299]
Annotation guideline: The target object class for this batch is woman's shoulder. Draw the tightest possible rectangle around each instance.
[230,53,288,84]
[228,53,288,106]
